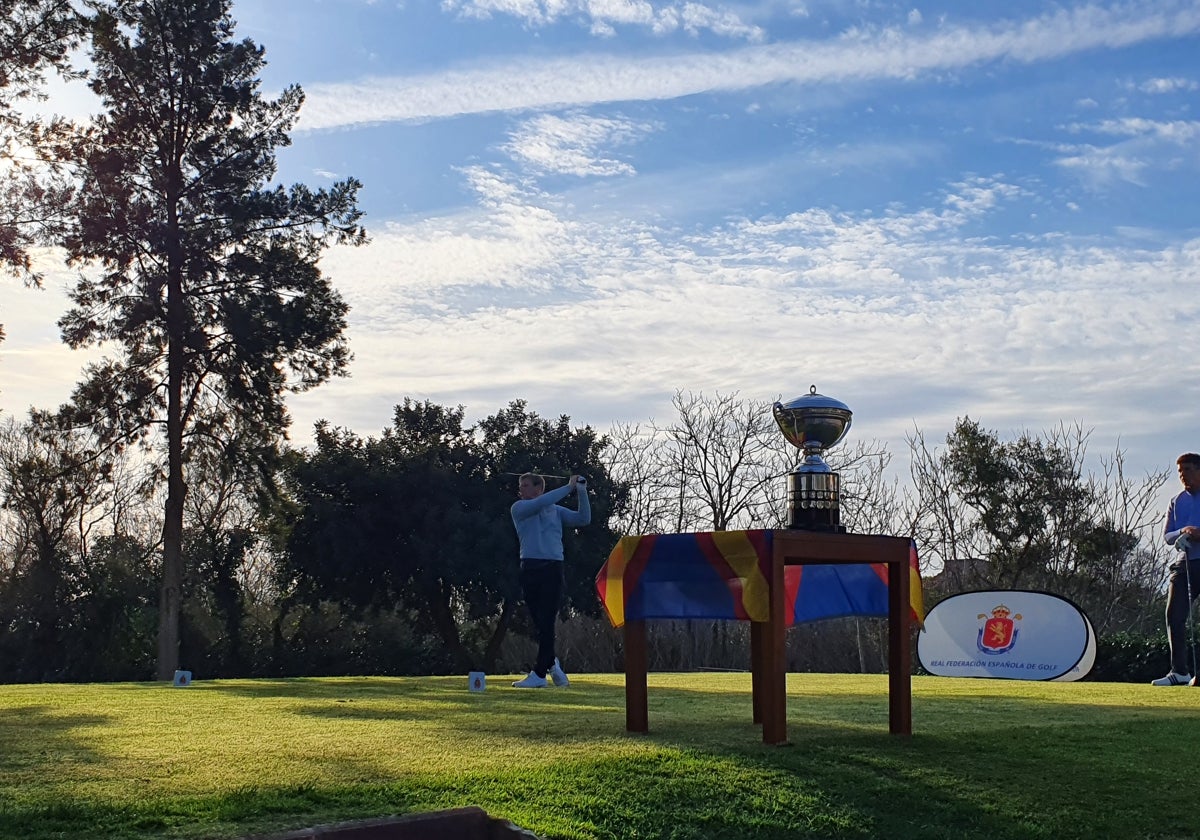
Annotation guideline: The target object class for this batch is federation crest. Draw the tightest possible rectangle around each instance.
[977,604,1022,655]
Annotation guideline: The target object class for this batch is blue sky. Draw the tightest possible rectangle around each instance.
[2,0,1199,512]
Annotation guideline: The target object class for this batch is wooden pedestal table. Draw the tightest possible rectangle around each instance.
[616,530,913,745]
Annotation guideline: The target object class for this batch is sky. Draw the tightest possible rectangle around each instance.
[2,0,1199,516]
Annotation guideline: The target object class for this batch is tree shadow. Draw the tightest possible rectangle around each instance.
[4,677,1199,839]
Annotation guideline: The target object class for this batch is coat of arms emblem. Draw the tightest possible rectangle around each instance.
[977,604,1022,655]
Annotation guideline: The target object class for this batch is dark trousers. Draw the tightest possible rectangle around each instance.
[1166,558,1200,673]
[519,560,564,677]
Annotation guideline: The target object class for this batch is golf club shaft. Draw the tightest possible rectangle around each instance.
[1186,554,1198,678]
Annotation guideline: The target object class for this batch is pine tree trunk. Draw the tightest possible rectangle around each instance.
[157,199,187,681]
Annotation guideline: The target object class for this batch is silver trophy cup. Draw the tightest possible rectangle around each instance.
[773,385,852,531]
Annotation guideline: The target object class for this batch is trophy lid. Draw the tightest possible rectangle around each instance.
[777,385,851,414]
[772,385,853,458]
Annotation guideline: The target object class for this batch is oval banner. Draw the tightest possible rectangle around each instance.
[1051,610,1096,682]
[918,590,1092,681]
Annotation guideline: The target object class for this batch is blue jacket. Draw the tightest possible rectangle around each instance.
[1164,488,1200,561]
[511,483,591,561]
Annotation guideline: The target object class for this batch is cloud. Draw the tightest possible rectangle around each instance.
[1136,76,1199,93]
[1053,118,1200,185]
[280,163,1198,473]
[6,157,1195,515]
[501,112,658,176]
[440,0,766,41]
[298,2,1200,130]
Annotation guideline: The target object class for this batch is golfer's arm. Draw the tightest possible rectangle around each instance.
[1165,503,1181,545]
[511,484,573,521]
[561,488,591,527]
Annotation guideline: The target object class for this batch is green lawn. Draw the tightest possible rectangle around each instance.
[1,673,1197,839]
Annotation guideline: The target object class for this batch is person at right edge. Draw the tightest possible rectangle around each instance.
[510,472,591,688]
[1152,453,1200,686]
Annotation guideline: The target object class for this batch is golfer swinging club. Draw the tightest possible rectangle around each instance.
[1152,452,1200,687]
[510,472,591,688]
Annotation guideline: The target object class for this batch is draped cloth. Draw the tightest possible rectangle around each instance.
[596,529,925,629]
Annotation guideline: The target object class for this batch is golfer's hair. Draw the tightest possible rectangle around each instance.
[519,472,545,490]
[1178,453,1200,468]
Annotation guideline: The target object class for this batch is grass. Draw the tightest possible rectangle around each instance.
[1,672,1198,839]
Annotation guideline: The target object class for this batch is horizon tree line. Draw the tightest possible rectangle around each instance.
[0,388,1176,683]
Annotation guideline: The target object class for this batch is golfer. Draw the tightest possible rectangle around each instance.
[510,472,591,688]
[1152,453,1200,687]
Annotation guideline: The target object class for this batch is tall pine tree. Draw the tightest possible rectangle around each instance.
[58,0,366,678]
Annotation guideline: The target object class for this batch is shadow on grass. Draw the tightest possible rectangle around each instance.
[0,704,113,777]
[202,674,1200,742]
[3,712,1198,840]
[4,678,1200,839]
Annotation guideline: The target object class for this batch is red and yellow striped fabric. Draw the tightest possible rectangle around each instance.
[596,530,925,629]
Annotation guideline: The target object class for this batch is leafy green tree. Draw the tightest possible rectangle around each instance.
[274,400,619,674]
[0,0,83,292]
[55,0,366,679]
[180,524,254,676]
[0,415,118,680]
[67,532,158,681]
[274,405,496,672]
[943,417,1093,584]
[476,399,620,619]
[907,418,1167,632]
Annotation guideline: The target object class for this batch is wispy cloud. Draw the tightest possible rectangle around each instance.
[501,112,658,176]
[1054,118,1200,185]
[298,2,1200,130]
[282,163,1197,459]
[1135,75,1199,93]
[440,0,766,41]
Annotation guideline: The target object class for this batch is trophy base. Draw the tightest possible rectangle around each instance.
[787,521,847,533]
[787,471,842,532]
[787,510,846,533]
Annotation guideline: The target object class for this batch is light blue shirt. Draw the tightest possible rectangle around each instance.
[1164,488,1200,561]
[511,483,591,561]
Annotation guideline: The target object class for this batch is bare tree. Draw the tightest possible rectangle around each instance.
[604,390,901,536]
[902,424,984,591]
[655,390,791,532]
[602,421,675,536]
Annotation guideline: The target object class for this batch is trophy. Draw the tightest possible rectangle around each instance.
[772,385,852,532]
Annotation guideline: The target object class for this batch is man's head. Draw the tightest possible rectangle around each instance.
[518,472,545,500]
[1177,453,1200,493]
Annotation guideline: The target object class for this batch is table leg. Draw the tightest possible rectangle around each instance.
[624,620,648,733]
[763,543,788,745]
[750,621,764,724]
[887,554,912,736]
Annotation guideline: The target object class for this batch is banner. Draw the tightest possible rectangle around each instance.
[1051,611,1096,682]
[917,590,1092,681]
[596,530,925,628]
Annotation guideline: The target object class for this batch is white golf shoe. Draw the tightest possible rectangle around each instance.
[1150,671,1192,686]
[549,658,570,687]
[512,671,548,688]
